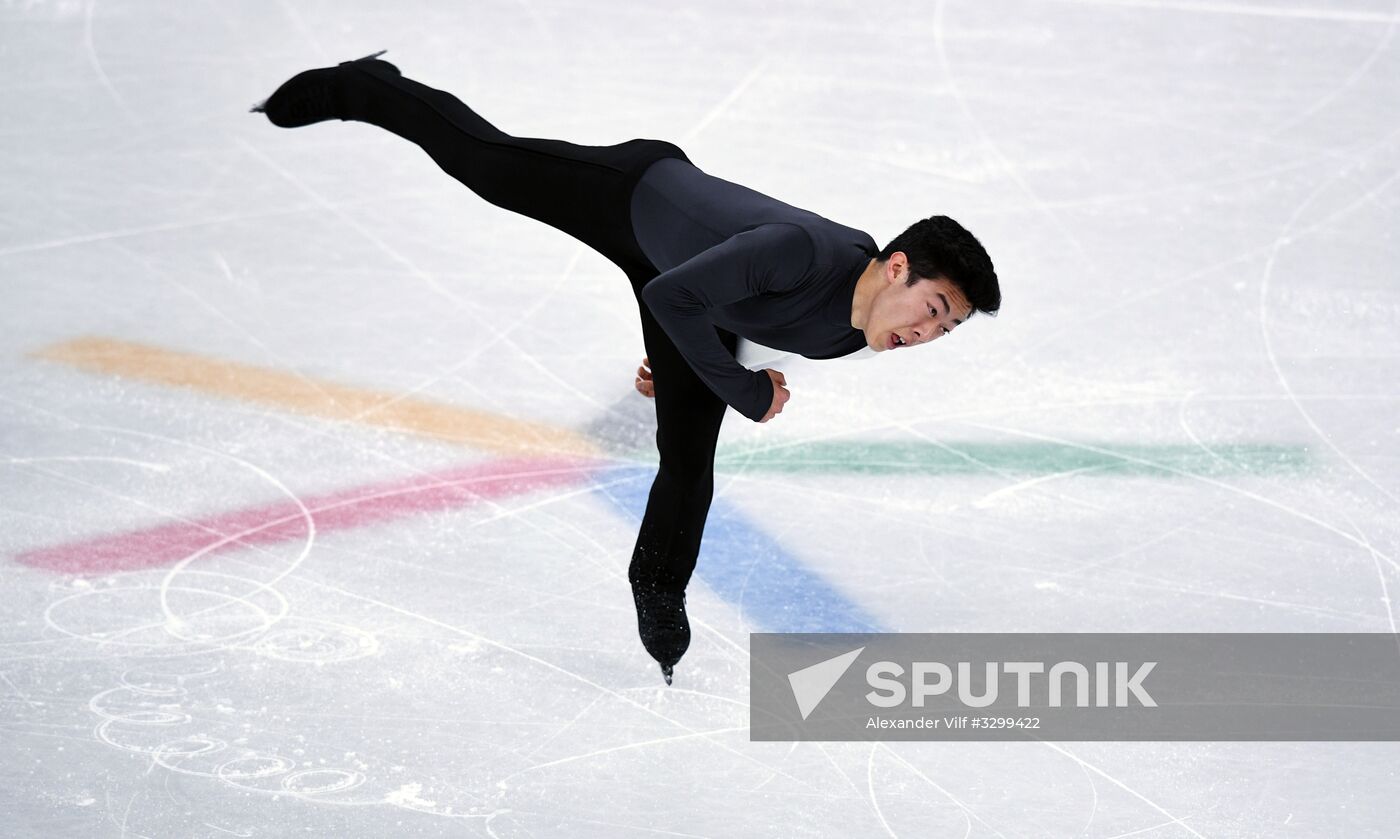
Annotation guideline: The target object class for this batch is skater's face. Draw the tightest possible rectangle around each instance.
[866,253,971,353]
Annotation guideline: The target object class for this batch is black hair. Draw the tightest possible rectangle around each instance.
[877,216,1000,316]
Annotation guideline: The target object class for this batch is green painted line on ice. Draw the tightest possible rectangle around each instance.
[709,441,1311,477]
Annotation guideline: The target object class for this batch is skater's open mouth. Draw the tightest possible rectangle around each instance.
[888,332,905,350]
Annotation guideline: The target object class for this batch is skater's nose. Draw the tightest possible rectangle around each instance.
[914,318,953,346]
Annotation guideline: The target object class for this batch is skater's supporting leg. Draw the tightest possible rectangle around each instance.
[626,288,737,678]
[629,303,735,591]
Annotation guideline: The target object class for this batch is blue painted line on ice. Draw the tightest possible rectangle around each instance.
[594,465,884,634]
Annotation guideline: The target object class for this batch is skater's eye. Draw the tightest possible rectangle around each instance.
[935,292,966,327]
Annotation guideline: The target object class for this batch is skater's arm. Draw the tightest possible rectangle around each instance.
[640,223,814,422]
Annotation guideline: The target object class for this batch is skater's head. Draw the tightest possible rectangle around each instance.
[858,216,1000,353]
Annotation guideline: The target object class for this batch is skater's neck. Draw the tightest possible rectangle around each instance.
[849,258,882,330]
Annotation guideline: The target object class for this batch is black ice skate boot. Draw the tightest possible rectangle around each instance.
[630,578,690,686]
[249,49,401,128]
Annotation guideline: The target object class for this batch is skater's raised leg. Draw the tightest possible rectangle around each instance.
[252,52,688,270]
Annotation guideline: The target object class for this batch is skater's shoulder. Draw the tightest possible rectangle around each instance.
[769,216,876,269]
[743,220,817,253]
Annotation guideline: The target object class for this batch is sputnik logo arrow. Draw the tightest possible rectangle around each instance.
[788,646,865,720]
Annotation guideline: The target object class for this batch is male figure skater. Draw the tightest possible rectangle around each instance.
[252,50,1000,684]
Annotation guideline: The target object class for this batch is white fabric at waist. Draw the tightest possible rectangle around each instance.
[736,339,876,368]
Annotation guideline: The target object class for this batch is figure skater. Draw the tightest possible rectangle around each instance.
[251,50,1001,684]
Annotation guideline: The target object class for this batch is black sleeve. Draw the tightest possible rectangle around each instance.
[640,223,814,422]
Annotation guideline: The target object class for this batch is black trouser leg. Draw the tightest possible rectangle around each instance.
[626,290,737,593]
[338,60,689,271]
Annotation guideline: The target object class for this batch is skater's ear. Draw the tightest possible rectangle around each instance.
[881,251,910,284]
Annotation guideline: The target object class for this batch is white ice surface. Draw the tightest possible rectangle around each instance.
[3,0,1400,836]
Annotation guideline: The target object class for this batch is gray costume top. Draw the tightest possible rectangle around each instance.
[629,157,876,422]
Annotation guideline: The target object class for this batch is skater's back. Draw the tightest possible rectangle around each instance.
[630,157,875,277]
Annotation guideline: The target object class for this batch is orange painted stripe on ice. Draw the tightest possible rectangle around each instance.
[34,337,601,458]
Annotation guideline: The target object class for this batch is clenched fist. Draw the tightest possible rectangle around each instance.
[759,368,789,423]
[634,357,655,398]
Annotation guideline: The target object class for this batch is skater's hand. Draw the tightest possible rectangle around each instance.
[759,369,789,423]
[635,357,654,398]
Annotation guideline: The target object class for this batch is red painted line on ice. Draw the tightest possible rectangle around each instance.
[17,456,599,575]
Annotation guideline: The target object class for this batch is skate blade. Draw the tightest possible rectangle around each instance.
[660,663,674,685]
